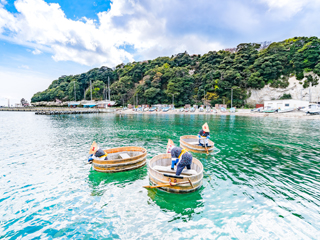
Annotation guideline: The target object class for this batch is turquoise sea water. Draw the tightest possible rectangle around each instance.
[1,112,320,239]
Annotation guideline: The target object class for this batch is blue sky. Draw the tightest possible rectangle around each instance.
[1,0,320,105]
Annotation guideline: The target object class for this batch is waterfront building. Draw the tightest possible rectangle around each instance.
[81,101,97,108]
[68,102,80,108]
[263,99,309,109]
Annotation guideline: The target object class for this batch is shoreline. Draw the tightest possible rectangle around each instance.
[1,107,319,120]
[117,109,320,120]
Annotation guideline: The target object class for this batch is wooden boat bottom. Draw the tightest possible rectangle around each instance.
[180,142,214,153]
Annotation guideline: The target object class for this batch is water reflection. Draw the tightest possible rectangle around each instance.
[147,188,204,221]
[2,112,320,238]
[87,166,147,196]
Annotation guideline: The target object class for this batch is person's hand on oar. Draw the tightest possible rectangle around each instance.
[205,136,209,154]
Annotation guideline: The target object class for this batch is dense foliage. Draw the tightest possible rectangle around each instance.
[32,37,320,107]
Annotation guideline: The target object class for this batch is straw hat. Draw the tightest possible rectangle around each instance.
[202,122,210,132]
[88,141,98,155]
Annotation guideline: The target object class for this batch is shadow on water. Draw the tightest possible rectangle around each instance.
[87,166,147,196]
[146,187,204,221]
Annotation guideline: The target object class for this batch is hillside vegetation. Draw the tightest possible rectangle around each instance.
[31,37,320,107]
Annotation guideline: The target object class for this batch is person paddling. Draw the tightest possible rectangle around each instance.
[170,146,193,176]
[88,141,108,163]
[198,122,211,147]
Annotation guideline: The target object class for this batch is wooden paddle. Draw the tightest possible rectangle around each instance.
[143,181,190,189]
[187,177,194,188]
[204,142,209,154]
[143,184,172,189]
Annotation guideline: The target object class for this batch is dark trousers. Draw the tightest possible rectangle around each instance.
[176,162,191,176]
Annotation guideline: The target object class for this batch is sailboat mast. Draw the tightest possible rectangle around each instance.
[90,79,92,101]
[108,76,110,101]
[74,81,76,101]
[105,84,107,100]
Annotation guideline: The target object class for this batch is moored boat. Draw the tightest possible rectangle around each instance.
[90,143,147,173]
[263,108,277,113]
[145,139,203,193]
[278,107,294,113]
[180,135,214,153]
[302,104,320,115]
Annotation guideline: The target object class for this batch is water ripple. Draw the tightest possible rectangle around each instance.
[1,112,320,239]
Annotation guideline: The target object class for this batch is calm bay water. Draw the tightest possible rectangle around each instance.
[1,112,320,239]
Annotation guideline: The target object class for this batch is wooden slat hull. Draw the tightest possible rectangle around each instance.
[92,146,147,173]
[180,135,214,153]
[148,153,203,193]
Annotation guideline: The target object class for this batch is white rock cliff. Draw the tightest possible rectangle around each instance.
[246,72,320,105]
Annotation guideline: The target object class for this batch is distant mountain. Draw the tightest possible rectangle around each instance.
[31,37,320,107]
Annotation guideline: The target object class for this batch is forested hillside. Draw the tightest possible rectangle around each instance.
[31,37,320,107]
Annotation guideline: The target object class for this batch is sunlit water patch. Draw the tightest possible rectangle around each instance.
[0,112,320,239]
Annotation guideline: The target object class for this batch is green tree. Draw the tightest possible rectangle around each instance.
[67,81,81,101]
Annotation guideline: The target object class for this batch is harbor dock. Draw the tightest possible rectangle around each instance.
[0,107,116,115]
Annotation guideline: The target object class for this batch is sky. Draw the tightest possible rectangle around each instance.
[1,0,320,105]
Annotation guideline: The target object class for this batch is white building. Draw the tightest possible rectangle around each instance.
[96,100,116,108]
[264,99,309,109]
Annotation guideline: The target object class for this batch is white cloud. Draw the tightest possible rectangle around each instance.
[1,0,320,68]
[18,64,30,69]
[260,0,320,19]
[0,0,7,7]
[32,48,42,54]
[0,0,225,66]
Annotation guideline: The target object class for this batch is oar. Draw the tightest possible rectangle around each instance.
[143,184,172,189]
[204,139,209,154]
[143,181,190,189]
[187,177,194,188]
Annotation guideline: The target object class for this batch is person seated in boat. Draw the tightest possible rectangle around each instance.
[198,122,211,147]
[88,148,108,163]
[170,147,193,176]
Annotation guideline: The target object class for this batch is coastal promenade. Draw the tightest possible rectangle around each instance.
[1,107,319,119]
[0,107,116,114]
[118,109,320,120]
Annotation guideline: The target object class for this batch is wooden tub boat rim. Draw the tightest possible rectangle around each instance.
[92,146,147,166]
[94,160,146,173]
[180,135,214,145]
[102,146,147,159]
[179,135,214,152]
[149,175,203,186]
[148,153,204,193]
[180,142,214,152]
[103,146,147,153]
[149,153,203,179]
[93,155,147,167]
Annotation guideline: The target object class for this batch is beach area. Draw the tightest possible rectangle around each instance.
[118,108,320,120]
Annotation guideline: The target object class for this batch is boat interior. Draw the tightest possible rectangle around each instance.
[151,157,200,177]
[106,151,143,160]
[182,138,200,145]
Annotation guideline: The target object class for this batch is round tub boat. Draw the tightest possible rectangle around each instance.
[180,135,214,153]
[92,146,147,173]
[148,153,203,193]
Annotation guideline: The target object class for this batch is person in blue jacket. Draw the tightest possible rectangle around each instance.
[88,148,108,163]
[170,147,193,176]
[198,122,211,147]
